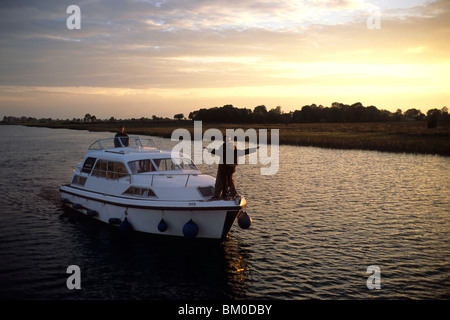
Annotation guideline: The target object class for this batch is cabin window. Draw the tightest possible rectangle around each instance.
[72,175,87,186]
[198,186,214,197]
[82,157,97,174]
[152,158,180,171]
[176,158,198,171]
[128,158,197,173]
[123,186,157,198]
[91,160,129,180]
[128,159,156,174]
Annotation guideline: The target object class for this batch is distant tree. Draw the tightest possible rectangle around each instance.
[351,102,363,109]
[267,106,282,123]
[442,106,448,114]
[441,107,449,121]
[221,105,235,123]
[337,103,353,122]
[331,102,343,109]
[84,113,92,122]
[237,107,253,123]
[292,109,302,123]
[427,108,442,128]
[392,109,403,121]
[281,111,292,125]
[174,113,185,121]
[253,105,267,114]
[298,104,322,122]
[328,106,345,122]
[352,102,366,122]
[404,108,425,121]
[253,105,268,123]
[364,105,380,122]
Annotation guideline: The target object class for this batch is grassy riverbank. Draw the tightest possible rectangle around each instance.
[20,121,450,157]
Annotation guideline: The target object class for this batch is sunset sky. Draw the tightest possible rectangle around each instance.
[0,0,449,119]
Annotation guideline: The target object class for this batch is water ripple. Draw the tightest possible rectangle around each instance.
[0,126,449,299]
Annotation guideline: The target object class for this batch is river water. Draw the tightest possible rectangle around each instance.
[0,125,448,300]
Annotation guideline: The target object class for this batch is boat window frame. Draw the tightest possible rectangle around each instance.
[176,157,199,171]
[128,157,199,174]
[152,158,180,171]
[152,158,198,172]
[72,175,87,186]
[91,159,130,180]
[128,159,157,174]
[81,157,97,174]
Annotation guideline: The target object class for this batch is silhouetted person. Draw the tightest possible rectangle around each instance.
[208,136,257,200]
[114,125,129,147]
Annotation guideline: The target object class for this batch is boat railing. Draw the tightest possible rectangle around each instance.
[88,136,156,150]
[129,172,205,187]
[74,166,202,188]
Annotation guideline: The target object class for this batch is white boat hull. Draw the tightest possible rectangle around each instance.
[60,185,246,240]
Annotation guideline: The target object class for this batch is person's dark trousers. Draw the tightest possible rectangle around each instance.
[213,164,228,198]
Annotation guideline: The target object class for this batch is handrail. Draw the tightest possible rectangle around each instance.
[129,172,204,188]
[88,136,156,150]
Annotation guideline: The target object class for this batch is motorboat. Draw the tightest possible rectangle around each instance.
[60,136,249,240]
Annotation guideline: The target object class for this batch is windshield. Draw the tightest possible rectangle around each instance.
[152,158,179,171]
[128,159,156,174]
[128,158,198,173]
[175,157,199,170]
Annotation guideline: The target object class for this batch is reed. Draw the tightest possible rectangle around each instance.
[275,122,450,156]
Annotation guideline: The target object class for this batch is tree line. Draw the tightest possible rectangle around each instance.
[2,102,449,128]
[1,114,174,124]
[188,103,449,127]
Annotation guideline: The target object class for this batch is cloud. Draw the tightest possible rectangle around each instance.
[0,0,449,117]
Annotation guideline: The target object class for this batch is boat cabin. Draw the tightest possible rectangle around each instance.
[70,137,215,200]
